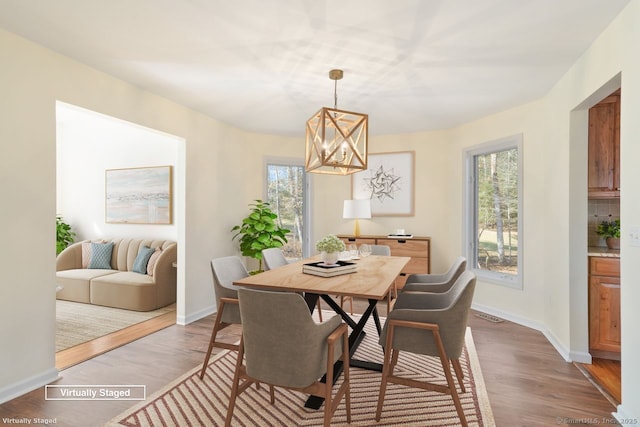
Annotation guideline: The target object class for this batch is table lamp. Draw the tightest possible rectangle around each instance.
[343,199,371,237]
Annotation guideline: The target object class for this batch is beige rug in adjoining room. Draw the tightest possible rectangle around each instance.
[108,315,495,427]
[56,300,175,352]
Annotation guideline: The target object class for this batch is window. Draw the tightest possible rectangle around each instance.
[464,134,522,288]
[265,160,310,260]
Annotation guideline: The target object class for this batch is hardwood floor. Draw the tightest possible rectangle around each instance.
[0,300,617,427]
[55,311,177,370]
[578,358,622,404]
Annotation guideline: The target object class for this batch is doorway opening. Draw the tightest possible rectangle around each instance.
[55,102,186,368]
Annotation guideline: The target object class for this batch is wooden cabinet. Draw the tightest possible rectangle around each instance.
[338,235,430,289]
[588,90,620,199]
[589,256,621,359]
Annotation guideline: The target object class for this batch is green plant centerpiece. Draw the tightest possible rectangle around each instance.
[316,234,346,265]
[56,215,76,255]
[596,219,620,249]
[231,200,290,273]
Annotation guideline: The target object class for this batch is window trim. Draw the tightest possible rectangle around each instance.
[463,134,523,289]
[264,157,312,258]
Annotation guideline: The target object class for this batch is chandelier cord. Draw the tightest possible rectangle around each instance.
[334,78,338,110]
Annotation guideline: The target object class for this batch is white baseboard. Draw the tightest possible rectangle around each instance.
[569,350,592,364]
[177,304,216,326]
[471,303,574,362]
[0,368,59,404]
[613,404,638,424]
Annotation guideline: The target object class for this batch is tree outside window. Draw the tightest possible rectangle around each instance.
[465,135,522,288]
[266,163,306,260]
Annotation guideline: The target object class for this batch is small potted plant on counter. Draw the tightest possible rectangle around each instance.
[596,219,620,250]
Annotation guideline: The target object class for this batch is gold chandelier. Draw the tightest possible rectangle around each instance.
[305,69,368,175]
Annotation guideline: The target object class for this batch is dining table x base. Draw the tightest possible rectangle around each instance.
[303,292,384,409]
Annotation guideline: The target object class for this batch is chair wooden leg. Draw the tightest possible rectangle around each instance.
[317,300,323,322]
[343,329,351,424]
[224,340,245,427]
[434,331,468,427]
[200,306,226,379]
[321,325,350,427]
[451,358,466,393]
[376,323,396,421]
[339,295,354,315]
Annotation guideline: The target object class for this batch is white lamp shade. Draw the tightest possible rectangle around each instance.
[343,199,372,219]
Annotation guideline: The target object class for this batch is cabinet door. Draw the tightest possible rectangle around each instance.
[588,91,620,198]
[588,101,616,193]
[589,276,621,353]
[613,92,621,192]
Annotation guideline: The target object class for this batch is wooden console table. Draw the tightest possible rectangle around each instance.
[337,235,430,290]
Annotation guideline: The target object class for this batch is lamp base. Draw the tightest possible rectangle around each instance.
[354,219,361,238]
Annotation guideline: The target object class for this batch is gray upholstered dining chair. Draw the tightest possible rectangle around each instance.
[370,244,391,256]
[402,256,467,293]
[375,271,476,426]
[225,288,351,427]
[262,247,323,321]
[199,256,247,380]
[261,247,289,270]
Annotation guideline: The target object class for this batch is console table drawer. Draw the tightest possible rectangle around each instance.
[339,237,377,246]
[384,239,429,258]
[403,257,429,274]
[337,235,431,285]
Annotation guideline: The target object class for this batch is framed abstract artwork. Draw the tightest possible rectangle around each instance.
[105,165,173,224]
[351,151,415,216]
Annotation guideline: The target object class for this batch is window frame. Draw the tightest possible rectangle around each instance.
[463,134,523,289]
[264,157,312,259]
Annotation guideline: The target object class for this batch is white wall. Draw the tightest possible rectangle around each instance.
[0,27,301,403]
[56,102,181,241]
[312,129,455,274]
[1,1,639,419]
[311,1,640,419]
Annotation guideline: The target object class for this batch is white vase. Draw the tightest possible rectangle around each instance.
[322,251,339,265]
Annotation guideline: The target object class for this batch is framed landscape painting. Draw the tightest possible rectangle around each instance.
[106,166,172,224]
[351,151,415,216]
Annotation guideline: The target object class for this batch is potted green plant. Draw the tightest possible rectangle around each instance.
[231,200,290,274]
[596,219,620,249]
[56,215,76,255]
[316,234,346,265]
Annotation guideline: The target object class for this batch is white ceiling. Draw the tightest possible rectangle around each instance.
[0,0,629,136]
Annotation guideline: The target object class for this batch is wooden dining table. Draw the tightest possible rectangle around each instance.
[233,254,410,409]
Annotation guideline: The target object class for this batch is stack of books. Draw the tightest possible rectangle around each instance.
[303,260,357,277]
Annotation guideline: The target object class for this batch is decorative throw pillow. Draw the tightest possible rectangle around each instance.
[146,247,162,276]
[133,246,156,274]
[88,242,114,269]
[81,242,92,268]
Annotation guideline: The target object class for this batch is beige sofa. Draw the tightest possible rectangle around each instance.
[56,238,177,311]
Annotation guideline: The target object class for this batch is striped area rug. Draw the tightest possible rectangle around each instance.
[108,315,495,426]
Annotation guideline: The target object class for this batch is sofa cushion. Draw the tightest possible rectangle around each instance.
[56,268,119,304]
[133,246,155,274]
[90,272,157,311]
[89,242,114,269]
[146,247,162,276]
[82,242,91,268]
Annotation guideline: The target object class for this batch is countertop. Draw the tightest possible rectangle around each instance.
[588,246,620,258]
